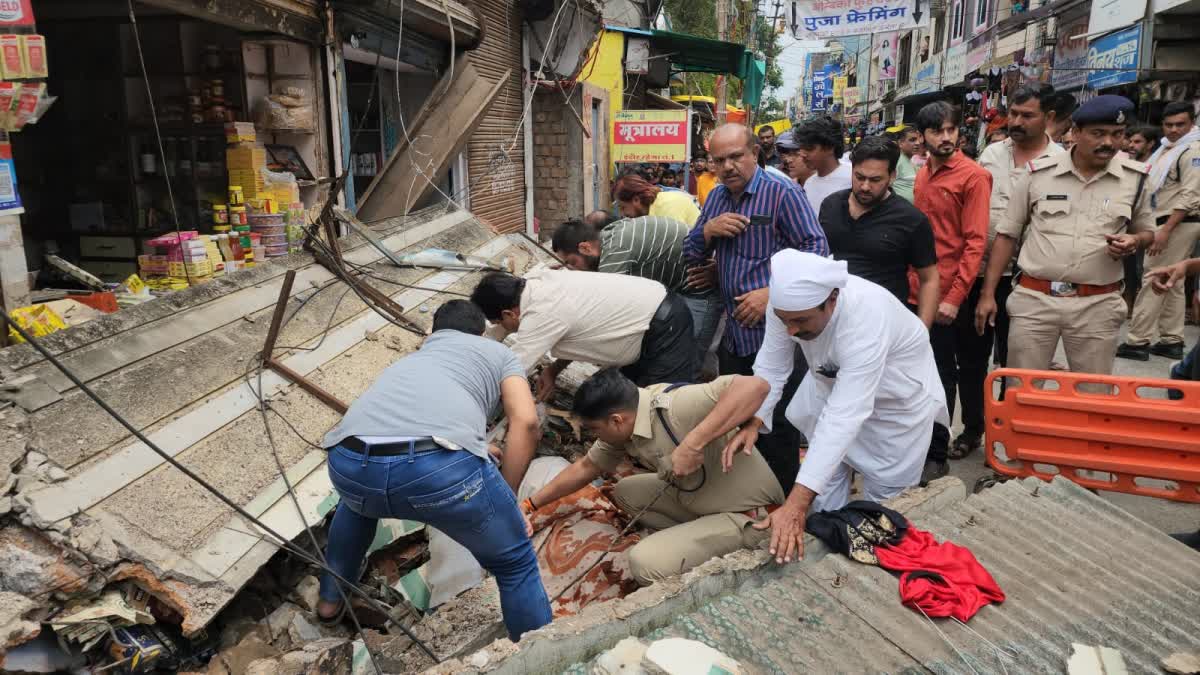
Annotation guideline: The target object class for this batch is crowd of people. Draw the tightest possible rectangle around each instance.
[307,86,1200,642]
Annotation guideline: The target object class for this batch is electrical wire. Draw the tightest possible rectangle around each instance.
[0,314,439,665]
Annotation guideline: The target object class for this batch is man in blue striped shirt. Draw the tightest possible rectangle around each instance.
[683,123,829,493]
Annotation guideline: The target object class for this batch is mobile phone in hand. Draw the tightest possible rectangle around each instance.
[749,215,771,227]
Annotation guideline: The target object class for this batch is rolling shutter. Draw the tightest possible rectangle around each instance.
[465,0,526,233]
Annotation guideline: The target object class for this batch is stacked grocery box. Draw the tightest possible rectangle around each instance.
[226,145,267,199]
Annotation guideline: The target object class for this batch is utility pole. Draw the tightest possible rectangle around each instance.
[715,0,729,124]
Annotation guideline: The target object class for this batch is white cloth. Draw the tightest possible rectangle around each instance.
[765,165,791,182]
[753,277,949,497]
[487,268,667,373]
[1148,126,1200,196]
[801,162,853,214]
[767,250,847,311]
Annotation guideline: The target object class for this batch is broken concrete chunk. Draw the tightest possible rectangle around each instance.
[214,634,280,675]
[289,612,324,646]
[278,638,352,675]
[294,575,321,613]
[43,466,68,483]
[22,451,46,469]
[0,496,10,516]
[245,657,280,675]
[265,602,303,648]
[0,526,91,597]
[0,591,40,650]
[1163,652,1200,675]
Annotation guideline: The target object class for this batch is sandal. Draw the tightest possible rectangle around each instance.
[317,600,347,626]
[948,433,982,460]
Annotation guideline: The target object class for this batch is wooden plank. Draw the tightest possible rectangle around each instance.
[356,61,511,222]
[19,212,471,393]
[27,235,514,524]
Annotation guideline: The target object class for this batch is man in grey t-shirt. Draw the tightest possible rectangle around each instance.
[317,300,551,641]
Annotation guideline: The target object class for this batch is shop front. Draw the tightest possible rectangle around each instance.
[3,0,335,337]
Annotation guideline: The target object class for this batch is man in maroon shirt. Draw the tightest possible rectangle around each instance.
[909,101,993,484]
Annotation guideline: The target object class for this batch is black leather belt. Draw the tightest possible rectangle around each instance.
[1156,215,1200,225]
[334,436,442,456]
[652,294,675,323]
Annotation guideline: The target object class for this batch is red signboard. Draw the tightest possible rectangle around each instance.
[0,0,34,26]
[612,110,688,163]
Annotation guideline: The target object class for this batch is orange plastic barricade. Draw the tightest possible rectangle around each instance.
[985,368,1200,503]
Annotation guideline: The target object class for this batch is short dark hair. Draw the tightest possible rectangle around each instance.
[1130,124,1161,145]
[1163,101,1196,121]
[793,117,845,158]
[662,169,677,178]
[1050,92,1078,120]
[850,136,900,172]
[431,299,486,335]
[1009,84,1055,111]
[572,367,639,420]
[915,101,959,133]
[551,219,599,255]
[583,209,615,229]
[470,272,525,321]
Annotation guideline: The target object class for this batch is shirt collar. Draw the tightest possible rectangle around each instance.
[927,150,964,175]
[632,388,655,440]
[744,167,767,195]
[1057,149,1124,180]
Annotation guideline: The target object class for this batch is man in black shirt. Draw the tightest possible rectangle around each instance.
[818,136,940,327]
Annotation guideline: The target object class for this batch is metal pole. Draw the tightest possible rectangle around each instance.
[716,0,729,124]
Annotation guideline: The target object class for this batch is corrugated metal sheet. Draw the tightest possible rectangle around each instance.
[467,0,526,233]
[569,477,1200,673]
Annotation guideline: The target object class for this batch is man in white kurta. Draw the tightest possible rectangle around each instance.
[742,250,949,563]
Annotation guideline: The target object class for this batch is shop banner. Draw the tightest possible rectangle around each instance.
[942,43,967,85]
[875,32,898,80]
[612,110,688,163]
[791,0,930,39]
[1052,11,1090,91]
[966,43,994,74]
[0,141,23,216]
[0,0,33,26]
[914,57,940,94]
[842,86,862,108]
[1087,24,1141,90]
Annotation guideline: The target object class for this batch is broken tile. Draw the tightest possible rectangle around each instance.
[214,634,279,675]
[1163,652,1200,675]
[288,612,323,646]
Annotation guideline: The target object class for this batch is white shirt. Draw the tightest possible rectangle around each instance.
[488,268,667,373]
[752,277,949,495]
[802,162,853,215]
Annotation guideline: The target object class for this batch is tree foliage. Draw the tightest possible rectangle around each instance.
[662,0,786,114]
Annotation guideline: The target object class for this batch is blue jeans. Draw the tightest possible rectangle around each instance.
[319,444,552,641]
[1168,341,1200,400]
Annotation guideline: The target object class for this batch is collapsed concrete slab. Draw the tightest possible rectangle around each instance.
[0,205,557,657]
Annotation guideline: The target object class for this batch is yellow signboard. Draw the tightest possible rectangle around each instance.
[612,110,689,163]
[832,76,848,100]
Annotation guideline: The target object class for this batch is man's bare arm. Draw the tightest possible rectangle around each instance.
[499,376,540,491]
[527,456,604,509]
[678,376,771,456]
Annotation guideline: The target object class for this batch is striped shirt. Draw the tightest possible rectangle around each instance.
[683,167,829,356]
[598,215,704,296]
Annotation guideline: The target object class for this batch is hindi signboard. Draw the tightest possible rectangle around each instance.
[612,110,688,163]
[833,76,848,99]
[842,86,862,108]
[913,57,940,94]
[791,0,929,39]
[1087,24,1140,90]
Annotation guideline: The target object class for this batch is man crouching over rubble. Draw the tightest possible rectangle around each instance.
[520,368,784,584]
[317,299,552,641]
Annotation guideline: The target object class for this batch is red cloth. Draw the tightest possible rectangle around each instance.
[907,151,992,307]
[876,527,1005,622]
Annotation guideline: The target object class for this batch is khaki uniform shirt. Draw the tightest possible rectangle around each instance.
[587,376,744,476]
[978,136,1064,275]
[489,268,666,373]
[1150,141,1200,219]
[998,152,1154,285]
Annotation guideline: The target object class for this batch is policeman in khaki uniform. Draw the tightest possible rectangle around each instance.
[522,368,783,585]
[976,95,1155,375]
[1118,101,1200,361]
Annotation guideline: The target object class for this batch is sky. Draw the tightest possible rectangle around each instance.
[759,1,826,101]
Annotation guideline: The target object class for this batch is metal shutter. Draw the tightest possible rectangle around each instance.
[466,0,526,233]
